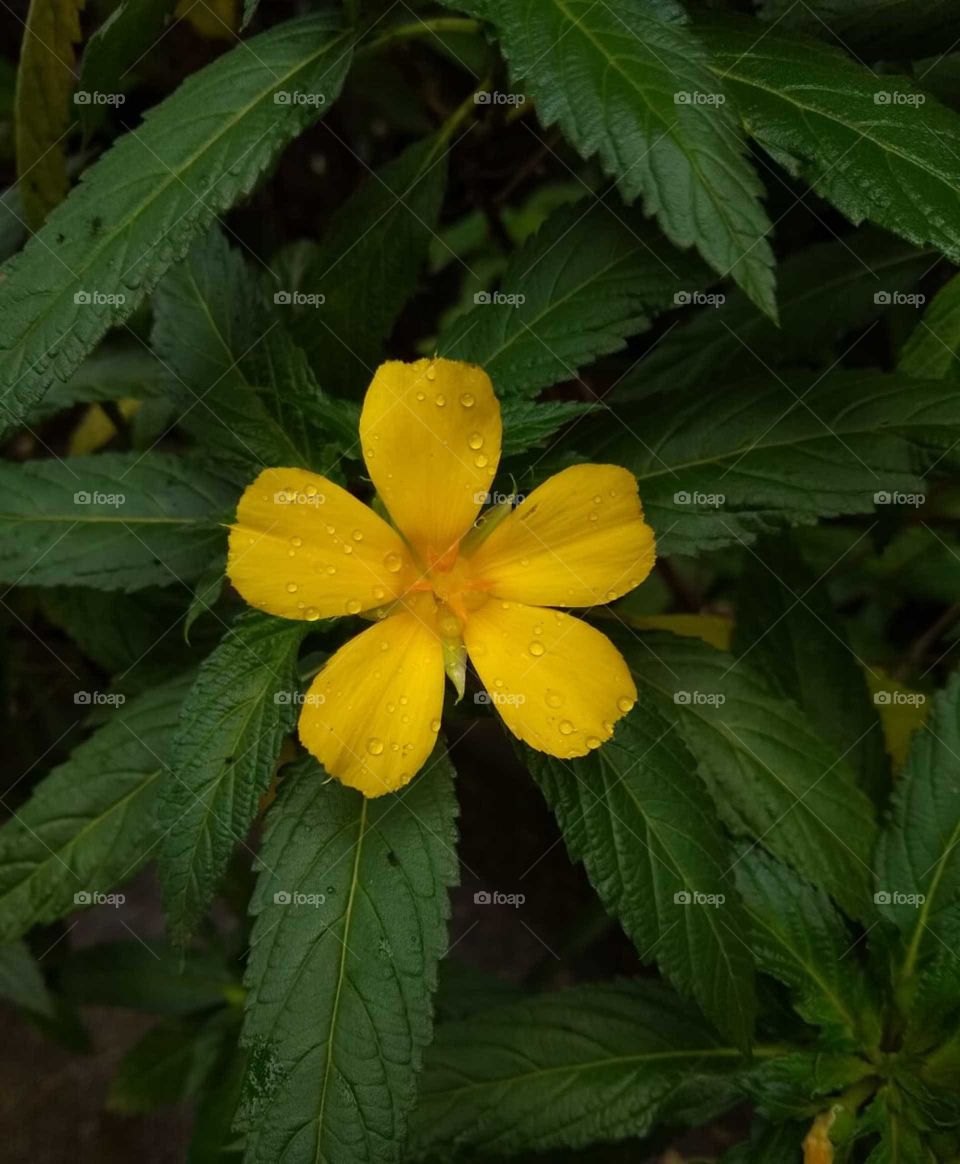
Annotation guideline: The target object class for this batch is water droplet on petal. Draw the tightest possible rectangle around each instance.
[586,735,602,750]
[474,453,489,468]
[346,598,362,614]
[460,392,475,408]
[415,391,426,402]
[367,738,384,755]
[559,720,575,736]
[529,641,545,657]
[617,696,635,713]
[352,529,364,542]
[305,607,320,621]
[291,536,303,547]
[435,393,446,407]
[384,552,403,573]
[430,718,441,732]
[468,432,483,450]
[426,364,437,382]
[286,582,299,594]
[546,690,564,709]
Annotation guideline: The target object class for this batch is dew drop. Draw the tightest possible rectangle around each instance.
[415,391,426,402]
[468,432,484,450]
[380,641,390,652]
[286,582,299,594]
[460,392,475,408]
[430,718,441,732]
[425,364,437,382]
[435,393,446,407]
[367,738,384,756]
[290,536,303,547]
[528,641,545,657]
[352,529,364,542]
[617,696,635,713]
[343,544,353,555]
[559,720,575,736]
[384,552,403,573]
[546,690,564,709]
[474,453,489,468]
[346,598,362,614]
[372,586,385,601]
[586,735,602,750]
[305,607,320,621]
[326,565,336,576]
[589,511,599,523]
[399,696,409,706]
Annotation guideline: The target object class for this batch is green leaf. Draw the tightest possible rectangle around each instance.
[152,229,348,474]
[901,271,960,379]
[0,941,54,1016]
[239,751,458,1164]
[525,696,756,1049]
[699,19,960,271]
[61,939,237,1014]
[438,199,713,401]
[14,0,85,226]
[0,452,236,591]
[410,979,749,1157]
[445,0,775,315]
[0,13,353,439]
[861,1092,935,1164]
[617,229,936,400]
[26,347,173,427]
[734,534,888,798]
[734,846,880,1049]
[746,1051,871,1120]
[594,370,960,557]
[757,0,960,60]
[0,673,190,942]
[290,134,448,398]
[108,1013,231,1113]
[613,629,878,918]
[500,398,591,456]
[77,0,177,137]
[158,612,305,946]
[875,671,960,979]
[721,1119,804,1164]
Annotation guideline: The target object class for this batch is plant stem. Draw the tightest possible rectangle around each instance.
[359,17,482,56]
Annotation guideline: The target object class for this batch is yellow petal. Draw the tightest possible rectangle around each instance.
[467,464,656,607]
[463,598,636,757]
[298,597,445,796]
[359,358,502,566]
[227,467,417,621]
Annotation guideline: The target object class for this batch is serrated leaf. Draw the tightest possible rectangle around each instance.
[617,229,935,400]
[594,369,960,557]
[0,941,54,1016]
[25,347,174,427]
[152,228,349,474]
[14,0,85,227]
[445,0,775,315]
[734,847,880,1049]
[721,1119,804,1164]
[0,673,190,942]
[875,671,960,979]
[0,13,353,440]
[734,534,888,798]
[613,629,878,918]
[525,697,755,1048]
[0,452,236,591]
[61,939,236,1014]
[700,19,960,271]
[409,979,749,1157]
[861,1092,936,1164]
[500,398,591,456]
[239,750,458,1164]
[158,611,305,946]
[746,1051,871,1120]
[290,134,448,398]
[77,0,177,137]
[438,198,713,401]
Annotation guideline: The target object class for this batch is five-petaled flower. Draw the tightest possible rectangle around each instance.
[227,358,656,797]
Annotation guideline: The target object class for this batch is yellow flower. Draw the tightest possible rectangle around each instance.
[227,358,656,797]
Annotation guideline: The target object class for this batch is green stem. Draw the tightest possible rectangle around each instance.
[359,17,481,56]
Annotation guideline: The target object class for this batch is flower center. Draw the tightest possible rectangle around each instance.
[408,546,490,626]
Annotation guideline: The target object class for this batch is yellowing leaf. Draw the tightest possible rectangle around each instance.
[177,0,238,40]
[14,0,86,227]
[803,1109,835,1164]
[67,398,141,455]
[866,667,930,770]
[626,613,734,653]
